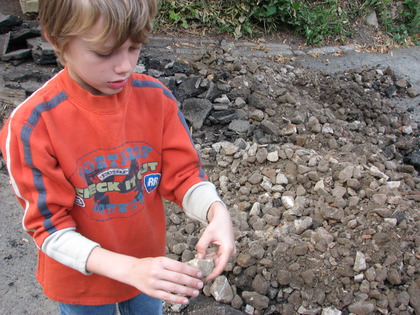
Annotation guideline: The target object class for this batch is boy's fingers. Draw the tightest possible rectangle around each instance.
[165,269,204,289]
[157,278,202,296]
[157,290,191,305]
[159,257,202,278]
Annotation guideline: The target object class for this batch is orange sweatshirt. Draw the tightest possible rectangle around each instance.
[0,67,220,305]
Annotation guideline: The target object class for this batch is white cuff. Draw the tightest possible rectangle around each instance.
[42,228,100,275]
[182,181,224,225]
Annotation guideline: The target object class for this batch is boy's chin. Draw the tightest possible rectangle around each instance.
[86,86,121,96]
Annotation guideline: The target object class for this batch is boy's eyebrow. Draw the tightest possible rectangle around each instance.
[85,41,115,52]
[88,41,143,52]
[89,46,114,52]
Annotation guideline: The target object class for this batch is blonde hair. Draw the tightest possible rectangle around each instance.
[39,0,157,62]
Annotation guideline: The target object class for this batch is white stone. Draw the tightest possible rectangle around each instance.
[354,251,367,272]
[250,202,261,216]
[210,275,234,303]
[267,151,279,162]
[281,195,295,209]
[276,173,289,185]
[321,306,342,315]
[294,217,313,234]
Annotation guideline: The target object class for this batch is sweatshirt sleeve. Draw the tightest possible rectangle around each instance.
[0,103,95,273]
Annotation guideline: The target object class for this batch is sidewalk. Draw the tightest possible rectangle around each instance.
[145,35,419,85]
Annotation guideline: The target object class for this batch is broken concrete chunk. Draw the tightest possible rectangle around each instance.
[1,48,32,61]
[0,32,10,56]
[20,0,40,14]
[186,258,214,277]
[28,38,57,65]
[10,27,40,42]
[0,14,23,35]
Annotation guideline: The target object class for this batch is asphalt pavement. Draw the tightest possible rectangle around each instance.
[294,45,420,123]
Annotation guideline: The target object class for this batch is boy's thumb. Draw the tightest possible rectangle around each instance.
[195,237,209,259]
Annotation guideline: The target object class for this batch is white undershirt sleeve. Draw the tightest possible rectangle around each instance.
[41,227,100,275]
[182,181,224,225]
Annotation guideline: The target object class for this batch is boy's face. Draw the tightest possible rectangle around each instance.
[62,20,142,96]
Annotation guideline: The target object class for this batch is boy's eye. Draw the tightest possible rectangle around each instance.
[95,51,113,58]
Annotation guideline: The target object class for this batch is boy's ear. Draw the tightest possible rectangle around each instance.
[41,31,59,52]
[41,30,64,65]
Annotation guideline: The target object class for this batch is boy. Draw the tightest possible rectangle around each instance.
[0,0,235,314]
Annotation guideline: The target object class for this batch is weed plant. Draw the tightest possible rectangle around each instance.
[155,0,419,46]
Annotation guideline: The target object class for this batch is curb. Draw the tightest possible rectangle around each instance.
[144,35,359,60]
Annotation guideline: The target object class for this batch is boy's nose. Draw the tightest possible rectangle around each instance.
[114,54,132,74]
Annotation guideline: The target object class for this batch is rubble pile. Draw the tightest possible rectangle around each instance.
[0,14,419,315]
[144,42,420,314]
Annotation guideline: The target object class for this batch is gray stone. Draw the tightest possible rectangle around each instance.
[320,206,344,222]
[183,294,245,315]
[182,98,213,129]
[0,86,27,106]
[0,14,23,34]
[298,306,322,315]
[228,119,251,134]
[372,207,392,218]
[387,268,401,285]
[250,109,264,121]
[1,48,32,61]
[277,270,292,286]
[260,119,280,135]
[300,269,316,286]
[241,291,270,310]
[294,217,313,235]
[186,258,215,277]
[407,86,420,98]
[408,282,420,314]
[29,38,56,65]
[365,11,379,28]
[210,276,234,304]
[348,300,376,314]
[256,147,268,163]
[251,273,270,295]
[248,241,265,260]
[248,172,263,185]
[0,32,10,56]
[353,251,367,272]
[220,142,239,156]
[372,193,387,205]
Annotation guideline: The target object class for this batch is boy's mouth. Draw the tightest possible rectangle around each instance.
[107,79,128,89]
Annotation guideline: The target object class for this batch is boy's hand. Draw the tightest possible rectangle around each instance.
[86,248,204,305]
[195,202,236,281]
[127,256,204,305]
